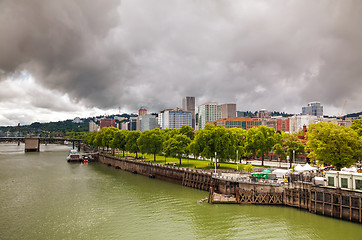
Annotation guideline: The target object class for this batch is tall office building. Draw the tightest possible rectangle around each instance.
[100,118,116,129]
[182,97,196,129]
[302,102,323,117]
[198,102,221,129]
[138,114,159,132]
[89,120,100,132]
[129,117,137,131]
[159,108,192,129]
[220,103,236,118]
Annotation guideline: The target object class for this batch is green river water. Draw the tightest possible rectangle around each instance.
[0,144,361,239]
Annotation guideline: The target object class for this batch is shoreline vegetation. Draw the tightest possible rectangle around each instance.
[112,152,260,171]
[83,120,362,171]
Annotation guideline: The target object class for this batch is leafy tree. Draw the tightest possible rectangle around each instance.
[244,164,254,172]
[179,125,195,140]
[193,125,236,162]
[102,127,118,151]
[111,130,128,157]
[93,130,104,150]
[307,122,362,170]
[189,140,201,159]
[273,131,286,163]
[284,133,305,168]
[163,134,191,165]
[84,131,97,146]
[160,128,179,141]
[125,131,141,158]
[351,119,362,136]
[245,126,276,166]
[137,129,163,161]
[230,128,247,162]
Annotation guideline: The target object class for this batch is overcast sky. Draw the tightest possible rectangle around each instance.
[0,0,361,126]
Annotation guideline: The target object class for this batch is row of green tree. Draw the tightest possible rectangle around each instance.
[83,120,362,170]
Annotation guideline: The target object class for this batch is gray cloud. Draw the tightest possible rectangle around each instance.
[0,0,361,125]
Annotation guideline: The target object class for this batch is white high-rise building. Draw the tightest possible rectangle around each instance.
[159,108,192,129]
[289,115,319,133]
[198,102,221,129]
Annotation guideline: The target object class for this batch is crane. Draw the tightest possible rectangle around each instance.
[338,100,347,119]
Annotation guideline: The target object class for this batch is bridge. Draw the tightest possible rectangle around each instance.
[0,137,84,152]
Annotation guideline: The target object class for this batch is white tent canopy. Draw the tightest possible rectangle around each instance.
[294,163,317,172]
[341,166,357,172]
[272,169,290,178]
[294,164,304,172]
[303,163,317,171]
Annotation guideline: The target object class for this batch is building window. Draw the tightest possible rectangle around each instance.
[356,179,362,190]
[328,177,334,187]
[341,178,348,188]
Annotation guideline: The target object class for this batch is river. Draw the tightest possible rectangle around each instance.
[0,144,361,239]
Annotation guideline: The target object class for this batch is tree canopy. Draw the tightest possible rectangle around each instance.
[125,131,141,158]
[163,134,191,165]
[307,122,362,170]
[137,129,163,161]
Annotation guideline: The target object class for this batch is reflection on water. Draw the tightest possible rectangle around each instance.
[0,144,361,239]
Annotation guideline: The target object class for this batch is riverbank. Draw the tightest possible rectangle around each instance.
[96,152,362,224]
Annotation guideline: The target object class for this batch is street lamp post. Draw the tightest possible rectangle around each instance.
[293,150,295,165]
[236,150,239,170]
[215,152,217,174]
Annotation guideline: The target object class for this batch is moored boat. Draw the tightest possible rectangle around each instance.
[66,149,80,162]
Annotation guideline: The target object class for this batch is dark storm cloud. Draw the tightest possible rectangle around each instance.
[0,0,361,117]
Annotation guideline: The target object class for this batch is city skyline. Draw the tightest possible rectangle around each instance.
[1,1,362,126]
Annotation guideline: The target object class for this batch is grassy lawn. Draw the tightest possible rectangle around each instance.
[114,152,241,170]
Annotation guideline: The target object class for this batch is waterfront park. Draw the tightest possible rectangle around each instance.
[82,120,362,172]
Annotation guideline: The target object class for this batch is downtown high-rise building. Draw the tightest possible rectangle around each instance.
[159,108,192,129]
[220,103,236,119]
[302,102,323,117]
[198,102,221,129]
[182,96,196,129]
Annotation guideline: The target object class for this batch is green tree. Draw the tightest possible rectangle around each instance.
[111,130,128,157]
[179,125,195,140]
[351,119,362,136]
[137,129,163,161]
[244,164,254,173]
[193,125,236,162]
[284,133,305,168]
[189,139,201,159]
[307,122,362,170]
[230,128,247,162]
[93,130,104,151]
[163,134,191,165]
[84,131,97,146]
[125,131,141,158]
[273,131,286,163]
[102,127,118,151]
[245,126,276,166]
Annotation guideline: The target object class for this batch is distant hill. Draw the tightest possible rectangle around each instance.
[345,111,362,118]
[0,113,136,136]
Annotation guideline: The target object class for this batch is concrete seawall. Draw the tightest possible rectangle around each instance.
[97,153,213,191]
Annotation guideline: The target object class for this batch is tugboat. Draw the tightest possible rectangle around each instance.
[67,149,81,162]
